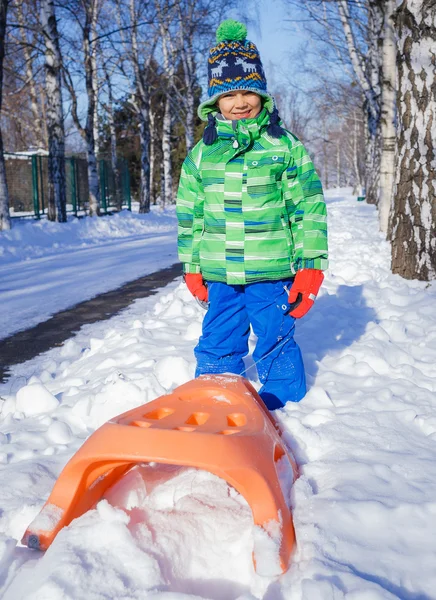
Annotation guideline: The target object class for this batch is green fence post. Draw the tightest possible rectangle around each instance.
[70,158,78,216]
[123,160,131,211]
[31,155,40,219]
[99,159,107,213]
[38,155,45,213]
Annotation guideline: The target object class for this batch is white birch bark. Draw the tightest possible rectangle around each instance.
[17,1,44,150]
[83,0,100,216]
[337,0,379,122]
[0,0,11,230]
[159,15,174,205]
[149,106,156,205]
[129,0,151,213]
[390,0,436,281]
[40,0,67,222]
[177,2,195,151]
[378,0,397,235]
[103,65,121,209]
[91,0,100,158]
[365,1,383,205]
[338,0,382,205]
[353,109,364,194]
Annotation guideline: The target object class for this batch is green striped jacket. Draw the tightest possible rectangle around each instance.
[176,108,328,285]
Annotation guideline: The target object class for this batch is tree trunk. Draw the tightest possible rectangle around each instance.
[91,0,99,158]
[83,3,100,216]
[390,0,436,281]
[379,0,397,235]
[161,95,173,205]
[337,0,382,205]
[182,68,195,152]
[0,0,10,230]
[177,6,195,152]
[159,17,174,205]
[40,0,67,222]
[129,0,152,213]
[104,67,121,210]
[363,0,384,205]
[17,1,45,150]
[352,108,363,194]
[149,106,156,205]
[138,105,151,213]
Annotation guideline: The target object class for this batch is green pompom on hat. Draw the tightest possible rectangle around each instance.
[198,19,274,122]
[216,19,247,43]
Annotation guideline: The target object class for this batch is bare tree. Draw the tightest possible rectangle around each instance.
[0,0,11,230]
[62,0,101,216]
[378,0,397,235]
[40,0,67,222]
[16,0,45,150]
[390,0,436,281]
[102,62,122,209]
[157,0,176,205]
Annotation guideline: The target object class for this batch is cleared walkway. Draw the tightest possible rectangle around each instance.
[0,263,181,383]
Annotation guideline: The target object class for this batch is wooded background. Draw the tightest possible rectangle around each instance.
[0,0,434,282]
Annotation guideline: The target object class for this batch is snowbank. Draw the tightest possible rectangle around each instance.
[0,189,435,599]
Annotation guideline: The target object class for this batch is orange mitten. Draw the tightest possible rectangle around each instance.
[287,269,324,318]
[184,273,208,302]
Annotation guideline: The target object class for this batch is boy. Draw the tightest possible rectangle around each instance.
[176,20,328,410]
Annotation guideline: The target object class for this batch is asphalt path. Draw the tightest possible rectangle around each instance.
[0,263,182,383]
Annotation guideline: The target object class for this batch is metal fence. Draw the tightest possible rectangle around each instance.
[5,153,131,218]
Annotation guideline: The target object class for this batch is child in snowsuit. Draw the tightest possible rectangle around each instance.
[176,20,328,410]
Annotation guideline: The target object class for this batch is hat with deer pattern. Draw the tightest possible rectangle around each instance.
[198,20,274,121]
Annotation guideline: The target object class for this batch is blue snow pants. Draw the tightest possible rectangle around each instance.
[194,280,306,410]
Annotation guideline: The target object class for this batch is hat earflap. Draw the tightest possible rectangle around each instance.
[267,106,286,139]
[203,113,218,145]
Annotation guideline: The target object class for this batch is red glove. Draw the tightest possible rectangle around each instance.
[287,269,324,318]
[184,273,208,302]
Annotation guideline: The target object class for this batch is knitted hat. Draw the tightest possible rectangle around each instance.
[198,20,275,122]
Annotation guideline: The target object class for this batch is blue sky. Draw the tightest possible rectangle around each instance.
[243,0,308,88]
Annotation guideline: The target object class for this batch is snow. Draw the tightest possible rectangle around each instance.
[0,188,436,598]
[0,206,178,340]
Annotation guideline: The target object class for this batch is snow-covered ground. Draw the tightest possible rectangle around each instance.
[1,189,436,599]
[0,207,178,340]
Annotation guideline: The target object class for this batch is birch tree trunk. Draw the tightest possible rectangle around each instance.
[40,0,67,222]
[390,0,436,281]
[159,16,174,205]
[352,109,363,194]
[17,1,45,149]
[378,0,397,235]
[338,0,382,205]
[138,106,151,213]
[0,0,11,231]
[177,3,195,152]
[161,97,172,205]
[83,1,100,216]
[365,1,383,205]
[130,0,151,213]
[103,66,121,209]
[149,107,156,205]
[91,0,99,158]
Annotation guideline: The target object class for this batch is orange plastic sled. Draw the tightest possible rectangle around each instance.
[22,374,298,572]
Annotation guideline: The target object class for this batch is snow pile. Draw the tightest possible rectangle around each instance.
[0,189,435,599]
[0,207,177,263]
[0,207,178,339]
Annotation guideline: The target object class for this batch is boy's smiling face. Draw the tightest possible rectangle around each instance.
[217,91,262,120]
